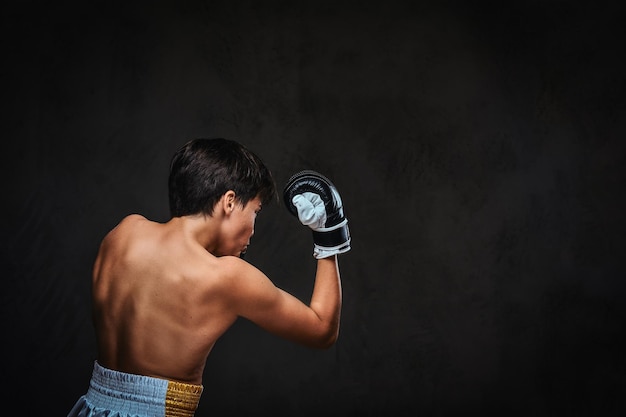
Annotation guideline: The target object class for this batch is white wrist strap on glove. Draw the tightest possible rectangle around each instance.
[313,241,351,259]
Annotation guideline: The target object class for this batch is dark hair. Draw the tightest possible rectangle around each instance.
[168,138,277,217]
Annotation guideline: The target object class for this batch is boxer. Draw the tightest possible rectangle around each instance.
[68,138,351,416]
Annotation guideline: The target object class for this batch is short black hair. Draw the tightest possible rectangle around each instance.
[168,138,277,217]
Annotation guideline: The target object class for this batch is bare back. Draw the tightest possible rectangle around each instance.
[92,215,237,384]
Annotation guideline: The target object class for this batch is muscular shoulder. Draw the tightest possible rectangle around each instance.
[213,256,279,309]
[104,214,150,239]
[97,214,155,256]
[116,214,150,232]
[211,255,249,285]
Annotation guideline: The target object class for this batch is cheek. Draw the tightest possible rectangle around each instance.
[240,216,255,236]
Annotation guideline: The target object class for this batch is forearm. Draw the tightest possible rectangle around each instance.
[309,255,342,343]
[282,170,350,347]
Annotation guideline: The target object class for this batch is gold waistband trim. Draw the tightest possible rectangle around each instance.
[165,380,204,417]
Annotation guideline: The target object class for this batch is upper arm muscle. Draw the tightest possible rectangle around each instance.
[223,258,328,347]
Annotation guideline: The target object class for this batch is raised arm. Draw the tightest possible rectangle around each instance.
[225,170,350,348]
[226,255,342,349]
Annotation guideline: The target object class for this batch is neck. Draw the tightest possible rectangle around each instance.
[168,214,220,253]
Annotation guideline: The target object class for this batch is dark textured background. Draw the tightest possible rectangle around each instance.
[2,1,625,415]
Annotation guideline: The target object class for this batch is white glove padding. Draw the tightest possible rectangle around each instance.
[292,192,327,230]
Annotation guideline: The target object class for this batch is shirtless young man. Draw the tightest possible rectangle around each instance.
[68,138,351,416]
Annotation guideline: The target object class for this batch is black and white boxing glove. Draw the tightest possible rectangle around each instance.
[283,170,351,259]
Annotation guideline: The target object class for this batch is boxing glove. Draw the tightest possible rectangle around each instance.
[283,170,351,259]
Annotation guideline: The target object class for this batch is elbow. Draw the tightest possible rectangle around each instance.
[297,315,340,349]
[311,326,339,350]
[318,334,338,349]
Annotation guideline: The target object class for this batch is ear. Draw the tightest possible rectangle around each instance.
[222,190,237,214]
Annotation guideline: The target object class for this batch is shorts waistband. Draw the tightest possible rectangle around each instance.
[86,361,203,417]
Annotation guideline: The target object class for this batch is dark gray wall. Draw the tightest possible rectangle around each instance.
[2,1,625,415]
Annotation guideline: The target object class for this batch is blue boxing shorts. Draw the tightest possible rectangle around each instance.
[68,361,203,417]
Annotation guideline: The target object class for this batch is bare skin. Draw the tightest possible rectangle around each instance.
[92,190,342,385]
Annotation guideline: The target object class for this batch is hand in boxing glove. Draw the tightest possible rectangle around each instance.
[283,170,351,259]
